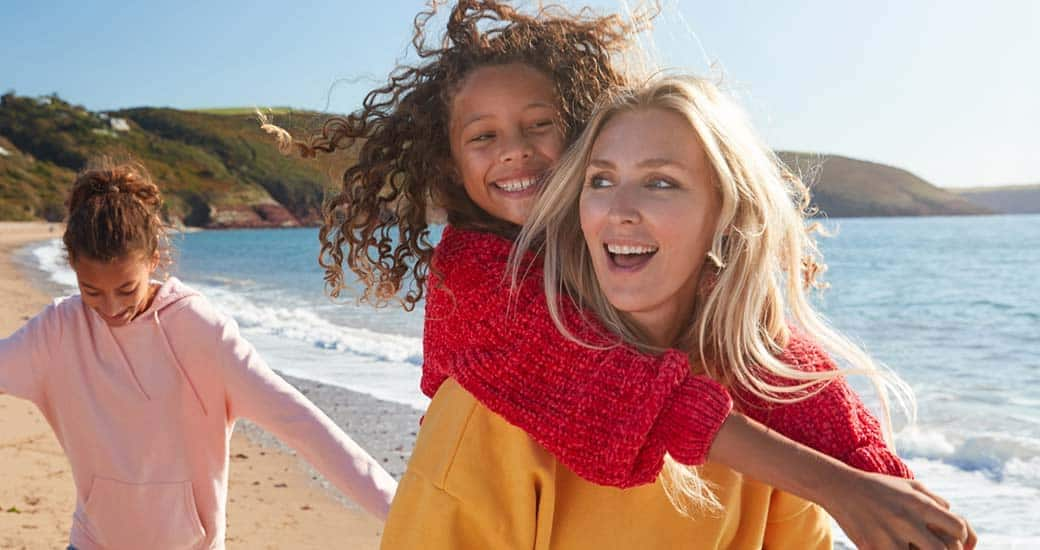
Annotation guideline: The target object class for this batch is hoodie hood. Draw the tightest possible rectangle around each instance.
[132,276,200,323]
[89,276,208,414]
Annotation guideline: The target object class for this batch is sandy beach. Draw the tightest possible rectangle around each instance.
[0,222,419,549]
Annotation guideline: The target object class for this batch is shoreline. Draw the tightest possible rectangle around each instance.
[0,221,417,549]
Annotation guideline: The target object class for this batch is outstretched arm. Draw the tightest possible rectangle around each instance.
[214,312,397,521]
[0,304,56,404]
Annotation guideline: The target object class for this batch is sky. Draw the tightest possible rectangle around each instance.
[2,0,1036,188]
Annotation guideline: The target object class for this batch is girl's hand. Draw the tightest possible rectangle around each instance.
[824,470,977,550]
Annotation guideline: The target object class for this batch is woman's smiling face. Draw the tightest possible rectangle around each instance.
[580,107,721,346]
[448,63,565,225]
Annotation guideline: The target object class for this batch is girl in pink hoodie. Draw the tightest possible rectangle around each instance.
[0,159,397,550]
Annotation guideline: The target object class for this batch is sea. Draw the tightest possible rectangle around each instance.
[17,214,1040,547]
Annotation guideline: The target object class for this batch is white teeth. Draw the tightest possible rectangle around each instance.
[494,177,537,192]
[606,244,658,255]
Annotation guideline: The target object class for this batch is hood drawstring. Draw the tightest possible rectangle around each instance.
[154,310,209,416]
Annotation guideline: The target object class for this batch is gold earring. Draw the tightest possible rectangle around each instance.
[706,251,725,271]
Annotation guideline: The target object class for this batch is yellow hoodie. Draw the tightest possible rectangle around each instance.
[383,378,831,549]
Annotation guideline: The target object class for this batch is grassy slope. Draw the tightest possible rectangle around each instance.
[0,93,352,227]
[779,152,991,218]
[0,93,994,224]
[952,184,1040,214]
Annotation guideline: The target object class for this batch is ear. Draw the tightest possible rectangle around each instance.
[148,250,161,272]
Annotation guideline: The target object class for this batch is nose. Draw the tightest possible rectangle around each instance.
[499,131,534,163]
[606,184,642,225]
[100,296,123,317]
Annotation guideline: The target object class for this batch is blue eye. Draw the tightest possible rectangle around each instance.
[648,178,676,189]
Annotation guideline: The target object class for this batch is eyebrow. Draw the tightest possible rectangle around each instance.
[588,157,685,170]
[81,280,137,291]
[459,101,556,130]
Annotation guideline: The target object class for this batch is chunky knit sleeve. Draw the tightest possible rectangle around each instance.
[735,333,913,479]
[422,227,733,488]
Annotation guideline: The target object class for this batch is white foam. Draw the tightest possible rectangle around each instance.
[198,284,423,366]
[30,238,78,289]
[896,426,1040,489]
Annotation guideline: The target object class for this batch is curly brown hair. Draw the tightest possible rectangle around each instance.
[271,0,648,310]
[63,157,170,267]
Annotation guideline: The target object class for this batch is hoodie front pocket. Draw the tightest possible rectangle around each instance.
[84,476,206,550]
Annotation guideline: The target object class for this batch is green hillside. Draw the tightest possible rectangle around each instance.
[0,93,349,228]
[778,152,990,218]
[0,135,76,221]
[0,92,992,226]
[953,184,1040,214]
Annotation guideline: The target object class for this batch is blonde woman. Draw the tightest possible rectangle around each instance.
[507,75,977,548]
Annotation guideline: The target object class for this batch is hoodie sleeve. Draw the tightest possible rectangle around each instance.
[0,304,57,404]
[213,312,398,521]
[422,227,733,488]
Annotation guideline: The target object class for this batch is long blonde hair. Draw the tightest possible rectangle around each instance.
[511,74,915,514]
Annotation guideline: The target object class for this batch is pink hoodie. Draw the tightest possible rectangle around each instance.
[0,277,397,550]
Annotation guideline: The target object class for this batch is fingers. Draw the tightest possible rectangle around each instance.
[964,521,979,550]
[912,480,951,510]
[913,485,968,543]
[927,524,965,550]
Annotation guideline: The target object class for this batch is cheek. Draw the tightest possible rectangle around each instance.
[578,192,605,245]
[538,133,566,164]
[454,149,483,184]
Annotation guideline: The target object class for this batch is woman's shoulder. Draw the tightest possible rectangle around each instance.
[415,379,556,489]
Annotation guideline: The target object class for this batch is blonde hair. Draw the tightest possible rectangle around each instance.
[511,74,915,514]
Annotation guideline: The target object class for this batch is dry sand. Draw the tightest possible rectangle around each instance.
[0,222,418,549]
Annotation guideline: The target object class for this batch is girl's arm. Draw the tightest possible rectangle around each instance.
[711,414,975,549]
[212,311,397,521]
[734,332,909,477]
[714,333,973,548]
[0,303,55,404]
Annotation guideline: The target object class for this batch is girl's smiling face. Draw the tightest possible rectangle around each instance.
[580,107,721,346]
[72,252,159,327]
[449,63,565,225]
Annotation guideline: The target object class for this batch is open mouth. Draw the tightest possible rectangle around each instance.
[605,243,658,270]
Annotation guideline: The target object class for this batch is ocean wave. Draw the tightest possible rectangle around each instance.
[198,284,423,366]
[30,238,77,289]
[897,427,1040,487]
[26,238,423,365]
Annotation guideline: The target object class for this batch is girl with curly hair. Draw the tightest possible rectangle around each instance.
[267,1,971,547]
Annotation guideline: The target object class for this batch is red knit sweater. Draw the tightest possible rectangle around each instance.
[422,226,911,488]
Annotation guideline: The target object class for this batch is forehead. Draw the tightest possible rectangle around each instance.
[451,63,557,122]
[591,108,705,164]
[73,254,151,287]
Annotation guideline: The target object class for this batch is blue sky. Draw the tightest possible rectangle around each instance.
[2,1,1036,188]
